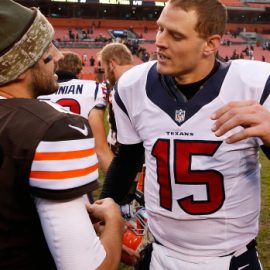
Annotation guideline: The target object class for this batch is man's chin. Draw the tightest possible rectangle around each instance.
[156,63,172,75]
[39,85,58,96]
[49,82,59,94]
[54,82,59,91]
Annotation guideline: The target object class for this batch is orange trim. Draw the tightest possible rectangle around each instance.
[34,148,95,161]
[30,163,98,180]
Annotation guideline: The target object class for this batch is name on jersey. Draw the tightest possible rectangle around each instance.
[55,84,83,95]
[166,131,194,136]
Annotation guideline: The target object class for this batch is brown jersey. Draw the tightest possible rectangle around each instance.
[0,98,98,269]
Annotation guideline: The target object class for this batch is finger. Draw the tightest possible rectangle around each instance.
[212,108,261,136]
[86,202,102,211]
[90,215,101,224]
[211,100,256,120]
[93,199,104,205]
[212,112,245,136]
[86,202,92,209]
[93,199,107,205]
[94,221,105,230]
[86,204,94,214]
[94,198,114,205]
[225,126,260,144]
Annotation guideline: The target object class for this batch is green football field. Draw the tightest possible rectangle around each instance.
[257,152,270,270]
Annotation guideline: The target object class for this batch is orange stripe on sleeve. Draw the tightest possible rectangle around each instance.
[30,163,98,180]
[34,148,95,161]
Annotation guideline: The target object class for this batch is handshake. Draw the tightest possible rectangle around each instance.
[87,198,154,268]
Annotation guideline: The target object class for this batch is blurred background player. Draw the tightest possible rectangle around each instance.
[39,50,102,123]
[89,43,145,267]
[89,43,134,171]
[0,1,123,269]
[100,0,270,269]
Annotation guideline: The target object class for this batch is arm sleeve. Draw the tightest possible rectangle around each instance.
[29,115,99,200]
[100,142,144,204]
[35,196,106,270]
[94,81,108,110]
[260,81,270,157]
[261,145,270,159]
[113,86,142,145]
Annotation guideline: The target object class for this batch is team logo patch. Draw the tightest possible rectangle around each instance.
[68,124,88,136]
[175,109,186,123]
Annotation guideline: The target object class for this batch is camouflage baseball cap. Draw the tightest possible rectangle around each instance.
[0,0,54,86]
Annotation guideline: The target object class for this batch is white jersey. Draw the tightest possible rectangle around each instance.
[39,79,102,119]
[94,80,109,110]
[107,88,117,146]
[113,59,270,257]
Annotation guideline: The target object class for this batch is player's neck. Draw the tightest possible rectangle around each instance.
[116,64,133,81]
[0,84,33,99]
[175,59,216,85]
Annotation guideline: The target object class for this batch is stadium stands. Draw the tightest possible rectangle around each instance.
[247,2,270,8]
[42,0,270,79]
[220,0,245,7]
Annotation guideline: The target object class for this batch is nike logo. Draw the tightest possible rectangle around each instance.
[68,124,88,136]
[238,264,250,270]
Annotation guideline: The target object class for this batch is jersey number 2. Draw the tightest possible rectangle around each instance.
[152,139,224,215]
[57,98,81,114]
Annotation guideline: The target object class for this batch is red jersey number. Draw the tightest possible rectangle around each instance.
[152,139,224,215]
[56,98,81,114]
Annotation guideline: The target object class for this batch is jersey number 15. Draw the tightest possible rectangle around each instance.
[152,139,224,215]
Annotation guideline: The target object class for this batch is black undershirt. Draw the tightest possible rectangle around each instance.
[100,142,144,203]
[56,70,77,82]
[160,60,220,102]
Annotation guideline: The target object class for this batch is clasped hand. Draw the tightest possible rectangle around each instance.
[211,100,270,146]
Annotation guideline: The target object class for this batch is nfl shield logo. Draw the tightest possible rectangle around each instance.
[175,109,185,123]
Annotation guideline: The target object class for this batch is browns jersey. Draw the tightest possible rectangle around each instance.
[0,98,98,269]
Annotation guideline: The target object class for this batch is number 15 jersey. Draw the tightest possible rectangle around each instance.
[113,59,270,257]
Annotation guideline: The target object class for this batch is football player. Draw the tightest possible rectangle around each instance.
[89,43,134,171]
[38,51,103,203]
[0,1,123,269]
[38,50,102,129]
[89,43,145,266]
[100,0,270,269]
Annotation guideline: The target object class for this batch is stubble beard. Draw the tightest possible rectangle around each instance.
[31,65,58,98]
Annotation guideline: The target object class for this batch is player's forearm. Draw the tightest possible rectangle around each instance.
[88,109,114,171]
[96,145,114,172]
[97,216,124,270]
[100,142,144,203]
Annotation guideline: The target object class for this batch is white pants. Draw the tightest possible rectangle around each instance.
[150,243,232,270]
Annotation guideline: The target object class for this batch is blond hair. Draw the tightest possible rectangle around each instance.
[99,43,133,65]
[57,51,82,75]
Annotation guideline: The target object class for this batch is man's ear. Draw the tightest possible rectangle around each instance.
[204,34,221,56]
[110,59,117,70]
[16,71,27,81]
[12,70,32,86]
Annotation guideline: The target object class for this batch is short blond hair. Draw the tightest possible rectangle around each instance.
[57,51,82,75]
[99,43,133,66]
